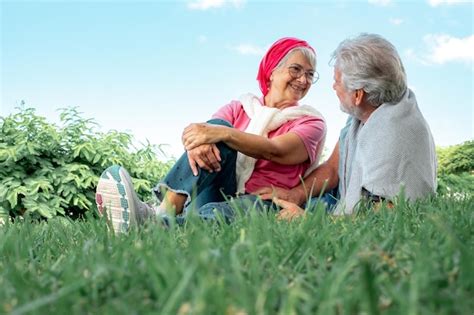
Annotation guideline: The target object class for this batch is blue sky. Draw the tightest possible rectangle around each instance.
[2,0,473,159]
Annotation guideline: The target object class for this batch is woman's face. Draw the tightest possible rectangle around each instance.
[269,50,313,103]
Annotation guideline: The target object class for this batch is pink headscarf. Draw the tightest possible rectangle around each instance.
[257,37,315,96]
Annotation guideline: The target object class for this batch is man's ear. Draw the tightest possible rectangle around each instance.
[354,89,365,106]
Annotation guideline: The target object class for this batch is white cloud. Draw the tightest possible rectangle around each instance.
[230,44,266,56]
[423,34,474,64]
[428,0,468,7]
[368,0,392,6]
[389,18,403,25]
[187,0,245,10]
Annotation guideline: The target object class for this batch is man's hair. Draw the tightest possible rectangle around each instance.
[275,47,316,71]
[331,33,407,107]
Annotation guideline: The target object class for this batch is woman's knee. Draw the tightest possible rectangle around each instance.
[206,118,233,128]
[206,119,236,158]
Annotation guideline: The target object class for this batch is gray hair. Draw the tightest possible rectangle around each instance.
[275,46,317,71]
[330,33,407,107]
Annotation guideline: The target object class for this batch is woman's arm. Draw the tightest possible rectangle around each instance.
[182,123,309,165]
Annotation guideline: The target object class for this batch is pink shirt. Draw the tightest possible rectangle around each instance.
[212,99,326,193]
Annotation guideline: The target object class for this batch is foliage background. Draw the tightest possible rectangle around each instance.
[0,106,173,220]
[0,107,472,220]
[436,140,474,196]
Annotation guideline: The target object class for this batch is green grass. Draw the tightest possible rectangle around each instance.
[1,195,473,315]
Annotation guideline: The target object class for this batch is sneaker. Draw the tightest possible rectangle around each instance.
[95,165,155,233]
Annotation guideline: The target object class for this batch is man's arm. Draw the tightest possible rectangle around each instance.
[255,141,340,206]
[270,142,340,220]
[299,141,340,201]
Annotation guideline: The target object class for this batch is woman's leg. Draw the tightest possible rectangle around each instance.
[192,194,275,224]
[304,187,339,212]
[153,119,237,214]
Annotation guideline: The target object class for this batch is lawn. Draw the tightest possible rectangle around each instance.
[1,195,473,315]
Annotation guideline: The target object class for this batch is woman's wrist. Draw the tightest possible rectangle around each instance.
[213,125,231,146]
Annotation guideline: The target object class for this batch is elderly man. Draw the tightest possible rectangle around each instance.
[256,33,437,217]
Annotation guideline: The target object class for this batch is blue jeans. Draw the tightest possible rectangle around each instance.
[197,191,336,225]
[305,188,339,213]
[192,194,277,224]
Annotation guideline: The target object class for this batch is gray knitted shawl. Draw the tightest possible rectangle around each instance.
[334,89,437,215]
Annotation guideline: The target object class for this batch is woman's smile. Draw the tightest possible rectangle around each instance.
[288,82,307,96]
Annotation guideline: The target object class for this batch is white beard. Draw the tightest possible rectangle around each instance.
[340,101,363,120]
[339,101,354,115]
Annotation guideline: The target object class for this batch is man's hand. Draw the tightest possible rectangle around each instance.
[187,144,221,176]
[274,198,306,221]
[253,186,306,206]
[253,186,290,200]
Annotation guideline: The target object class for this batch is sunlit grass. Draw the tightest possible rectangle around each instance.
[1,195,473,315]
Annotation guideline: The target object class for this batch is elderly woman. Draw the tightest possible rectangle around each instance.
[258,33,437,220]
[96,37,326,233]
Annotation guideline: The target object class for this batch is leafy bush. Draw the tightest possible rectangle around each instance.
[436,141,474,195]
[437,140,474,175]
[0,106,173,220]
[437,172,474,196]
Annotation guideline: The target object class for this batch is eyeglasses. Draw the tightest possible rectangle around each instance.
[288,64,319,84]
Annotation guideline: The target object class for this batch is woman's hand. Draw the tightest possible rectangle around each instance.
[182,123,227,150]
[187,144,221,176]
[273,198,306,221]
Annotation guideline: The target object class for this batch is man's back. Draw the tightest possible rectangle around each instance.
[336,89,437,214]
